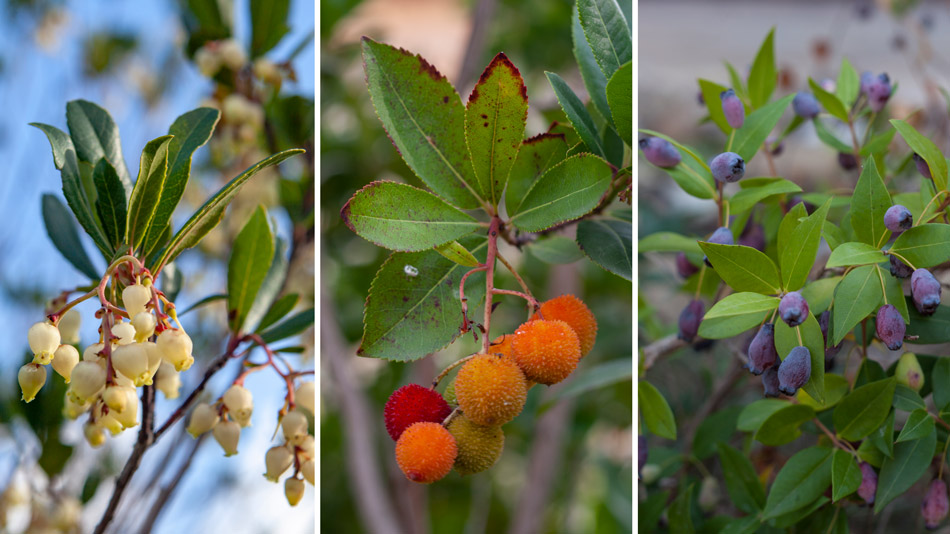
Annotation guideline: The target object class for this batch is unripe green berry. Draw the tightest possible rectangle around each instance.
[122,284,151,317]
[28,322,60,364]
[223,384,253,427]
[111,321,136,346]
[18,363,46,403]
[112,343,150,386]
[295,381,315,414]
[284,477,304,506]
[264,444,294,482]
[157,329,194,371]
[52,344,79,382]
[84,422,105,447]
[640,464,662,484]
[896,352,925,392]
[68,361,106,404]
[213,420,241,456]
[187,403,219,437]
[301,459,315,485]
[132,312,156,342]
[58,309,81,345]
[154,361,181,399]
[443,379,457,405]
[282,410,308,445]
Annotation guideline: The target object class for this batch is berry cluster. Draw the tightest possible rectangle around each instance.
[384,295,598,484]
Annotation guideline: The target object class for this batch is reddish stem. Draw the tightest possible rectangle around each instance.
[459,265,488,333]
[482,217,500,353]
[492,288,540,311]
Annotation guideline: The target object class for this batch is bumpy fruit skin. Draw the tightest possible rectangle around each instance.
[779,292,809,327]
[884,205,913,234]
[18,363,47,403]
[455,354,527,426]
[676,252,699,279]
[395,422,457,484]
[678,300,704,342]
[720,89,744,128]
[704,227,735,267]
[762,366,781,397]
[639,137,681,168]
[914,153,933,179]
[895,352,925,392]
[384,384,452,441]
[866,73,891,112]
[922,479,949,529]
[792,91,820,118]
[837,152,858,170]
[746,323,779,375]
[511,319,581,385]
[710,152,745,183]
[890,255,913,278]
[447,415,504,475]
[529,294,598,357]
[912,269,942,315]
[857,462,877,504]
[778,346,812,395]
[875,304,905,351]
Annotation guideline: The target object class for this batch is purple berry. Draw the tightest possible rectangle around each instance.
[720,89,744,129]
[678,299,704,342]
[911,268,942,316]
[779,292,810,327]
[922,479,949,529]
[884,205,913,234]
[676,252,699,279]
[747,323,779,375]
[777,346,812,395]
[857,462,877,504]
[860,71,875,96]
[792,91,820,118]
[639,137,681,168]
[703,227,735,267]
[875,304,905,350]
[638,435,647,474]
[867,73,892,112]
[762,366,781,397]
[710,152,745,183]
[837,152,858,170]
[819,310,842,362]
[914,153,932,179]
[890,255,913,278]
[738,223,766,252]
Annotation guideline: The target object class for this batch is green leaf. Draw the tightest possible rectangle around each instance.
[361,38,482,209]
[852,157,892,248]
[833,378,896,441]
[808,78,849,121]
[907,303,950,344]
[637,232,702,255]
[571,4,612,128]
[59,149,112,256]
[732,94,794,164]
[510,154,612,232]
[867,409,895,459]
[717,442,766,513]
[660,159,717,200]
[639,381,677,439]
[882,268,909,323]
[152,148,302,272]
[892,384,926,412]
[699,292,779,339]
[576,0,631,78]
[92,159,127,249]
[549,359,631,403]
[875,427,937,512]
[505,133,568,215]
[667,483,695,534]
[179,293,227,316]
[40,194,99,280]
[465,53,528,207]
[259,308,314,344]
[255,292,299,333]
[699,243,781,294]
[126,135,173,251]
[546,72,605,158]
[358,238,487,360]
[773,312,826,402]
[823,221,846,250]
[227,206,274,333]
[729,177,801,213]
[738,399,789,433]
[692,406,741,460]
[242,237,288,333]
[606,61,632,145]
[719,517,760,534]
[432,239,480,268]
[30,123,75,170]
[892,118,948,191]
[825,242,886,268]
[65,100,132,194]
[754,404,815,446]
[800,276,842,315]
[860,127,896,157]
[890,223,950,268]
[797,373,849,411]
[249,0,289,58]
[761,447,833,520]
[638,129,714,174]
[526,236,584,264]
[780,199,831,291]
[747,28,776,109]
[576,217,632,281]
[832,265,884,345]
[837,58,860,109]
[831,449,862,502]
[698,78,731,134]
[932,358,950,410]
[141,107,220,256]
[896,408,935,442]
[812,118,854,153]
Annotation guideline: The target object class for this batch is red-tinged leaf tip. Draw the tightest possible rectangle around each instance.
[468,52,528,105]
[524,132,566,145]
[546,121,565,132]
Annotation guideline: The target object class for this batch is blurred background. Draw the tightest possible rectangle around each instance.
[0,0,314,532]
[639,0,950,531]
[321,0,632,532]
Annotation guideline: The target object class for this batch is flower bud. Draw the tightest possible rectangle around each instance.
[132,312,156,342]
[18,363,46,402]
[155,361,181,399]
[96,405,123,436]
[284,477,304,506]
[122,284,151,317]
[28,322,60,364]
[83,343,105,362]
[113,388,139,429]
[264,444,294,482]
[68,361,106,404]
[923,479,949,529]
[282,410,309,445]
[857,462,877,504]
[103,384,133,413]
[143,341,162,383]
[112,343,150,386]
[295,381,315,414]
[52,497,81,530]
[63,395,90,419]
[58,309,81,345]
[301,459,315,485]
[299,434,315,460]
[52,344,80,382]
[223,384,254,427]
[895,352,925,392]
[253,58,281,85]
[157,329,194,371]
[84,422,105,447]
[213,420,241,456]
[187,403,219,437]
[194,46,221,77]
[111,321,136,345]
[218,38,246,70]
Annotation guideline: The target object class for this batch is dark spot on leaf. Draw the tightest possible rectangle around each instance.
[402,296,409,302]
[481,114,488,119]
[483,122,489,127]
[443,96,449,103]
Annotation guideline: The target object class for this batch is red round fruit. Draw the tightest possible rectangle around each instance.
[384,383,452,441]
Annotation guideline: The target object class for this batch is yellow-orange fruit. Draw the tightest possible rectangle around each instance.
[447,415,504,475]
[395,422,457,483]
[531,294,597,357]
[490,335,536,389]
[455,353,527,426]
[511,320,581,385]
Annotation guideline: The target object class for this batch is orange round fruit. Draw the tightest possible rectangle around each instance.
[455,353,527,426]
[395,422,457,483]
[511,319,581,385]
[531,294,597,357]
